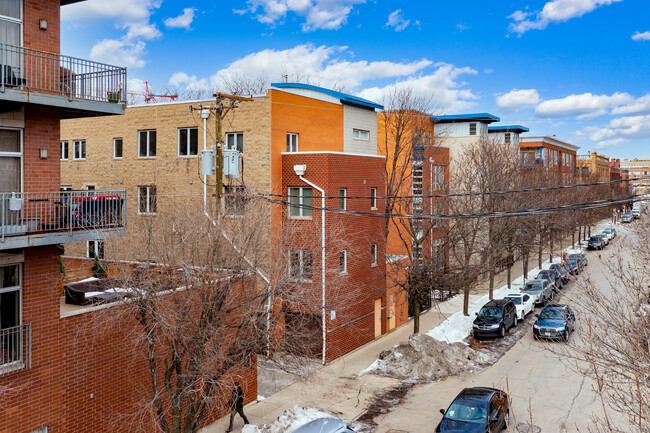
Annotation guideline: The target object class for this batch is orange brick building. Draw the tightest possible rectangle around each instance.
[520,135,579,180]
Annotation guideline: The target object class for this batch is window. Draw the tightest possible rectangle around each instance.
[339,188,346,210]
[226,132,244,153]
[138,130,156,158]
[0,2,21,66]
[113,138,123,159]
[352,129,370,140]
[87,240,105,259]
[73,140,86,160]
[504,132,511,144]
[223,185,246,217]
[370,188,377,210]
[86,185,95,191]
[0,129,22,193]
[60,185,72,191]
[432,165,445,191]
[339,250,347,274]
[60,141,69,160]
[469,123,477,136]
[0,264,22,364]
[178,127,198,156]
[289,249,313,281]
[286,133,298,152]
[288,187,312,218]
[138,185,157,214]
[371,244,377,266]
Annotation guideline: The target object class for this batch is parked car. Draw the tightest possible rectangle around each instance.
[588,235,604,250]
[292,418,355,433]
[437,387,510,432]
[568,253,588,267]
[603,227,616,240]
[472,299,517,339]
[622,213,634,223]
[632,209,641,219]
[598,232,610,246]
[549,263,570,284]
[504,293,534,322]
[564,257,583,275]
[537,269,561,291]
[533,304,576,341]
[520,279,553,306]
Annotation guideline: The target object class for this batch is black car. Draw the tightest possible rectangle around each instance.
[588,235,604,250]
[533,304,576,341]
[472,299,517,339]
[437,387,510,432]
[549,263,570,283]
[537,269,561,291]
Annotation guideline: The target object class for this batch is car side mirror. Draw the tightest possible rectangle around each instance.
[440,409,446,415]
[490,415,499,423]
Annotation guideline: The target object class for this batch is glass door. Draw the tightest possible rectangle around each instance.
[0,264,22,366]
[0,129,23,232]
[0,0,22,85]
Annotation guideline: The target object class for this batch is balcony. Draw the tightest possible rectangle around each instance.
[0,44,126,118]
[0,190,127,250]
[0,323,31,377]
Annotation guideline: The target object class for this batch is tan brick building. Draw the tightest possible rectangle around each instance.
[576,152,611,182]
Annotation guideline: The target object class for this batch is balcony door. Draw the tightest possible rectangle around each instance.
[0,0,22,80]
[0,129,22,231]
[0,264,21,367]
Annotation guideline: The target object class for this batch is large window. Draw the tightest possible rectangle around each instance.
[286,133,298,152]
[0,1,21,65]
[138,185,157,214]
[178,127,198,157]
[87,240,105,260]
[353,129,369,140]
[370,187,377,210]
[60,141,69,160]
[223,185,246,217]
[289,249,313,281]
[138,130,156,158]
[226,132,244,153]
[0,128,22,193]
[432,165,445,191]
[113,138,123,159]
[288,187,312,218]
[0,264,21,335]
[339,188,347,210]
[73,140,86,160]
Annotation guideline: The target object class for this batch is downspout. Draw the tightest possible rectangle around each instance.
[298,175,327,365]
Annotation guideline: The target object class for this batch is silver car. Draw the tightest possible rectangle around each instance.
[520,279,553,307]
[291,418,355,433]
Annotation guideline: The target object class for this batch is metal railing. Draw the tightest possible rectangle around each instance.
[0,190,127,241]
[0,323,31,377]
[0,43,127,104]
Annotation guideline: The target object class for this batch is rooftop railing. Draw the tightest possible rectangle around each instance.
[0,323,31,377]
[0,43,127,104]
[0,190,127,242]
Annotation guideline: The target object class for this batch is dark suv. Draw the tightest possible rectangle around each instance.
[588,235,604,250]
[437,387,510,432]
[472,299,517,339]
[533,304,576,341]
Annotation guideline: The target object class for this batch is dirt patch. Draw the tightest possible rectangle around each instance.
[354,383,413,432]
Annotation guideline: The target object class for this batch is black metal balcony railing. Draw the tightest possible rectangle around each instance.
[0,190,127,241]
[0,43,127,104]
[0,323,31,377]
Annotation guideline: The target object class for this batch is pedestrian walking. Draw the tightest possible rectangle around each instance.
[226,381,249,433]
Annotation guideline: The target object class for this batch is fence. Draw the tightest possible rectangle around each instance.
[0,323,31,377]
[1,43,127,104]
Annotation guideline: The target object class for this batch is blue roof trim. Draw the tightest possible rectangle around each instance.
[433,113,500,124]
[271,82,384,110]
[488,125,530,133]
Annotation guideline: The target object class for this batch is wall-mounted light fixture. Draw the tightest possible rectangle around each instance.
[39,148,48,159]
[39,19,48,30]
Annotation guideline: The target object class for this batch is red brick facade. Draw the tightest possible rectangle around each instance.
[23,0,61,54]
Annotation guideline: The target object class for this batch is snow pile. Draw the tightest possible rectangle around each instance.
[362,333,489,382]
[242,406,338,433]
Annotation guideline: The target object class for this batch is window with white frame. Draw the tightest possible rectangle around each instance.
[504,132,511,144]
[138,185,157,214]
[371,244,377,266]
[0,264,22,355]
[223,185,246,217]
[226,132,244,153]
[339,188,346,210]
[339,250,347,274]
[73,140,86,160]
[113,138,123,159]
[288,187,312,218]
[0,128,22,193]
[87,240,105,259]
[60,141,69,160]
[370,188,377,210]
[469,123,477,136]
[352,129,370,140]
[138,130,156,158]
[0,2,21,62]
[178,127,198,156]
[286,133,298,152]
[289,249,313,281]
[432,165,445,191]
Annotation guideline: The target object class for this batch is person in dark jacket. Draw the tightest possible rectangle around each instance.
[226,381,249,433]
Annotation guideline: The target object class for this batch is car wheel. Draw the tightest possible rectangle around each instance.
[499,325,505,338]
[563,331,569,342]
[502,410,510,431]
[513,316,518,328]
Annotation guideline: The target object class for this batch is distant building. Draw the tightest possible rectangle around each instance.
[620,159,650,193]
[487,125,529,145]
[577,152,611,182]
[434,113,500,171]
[520,136,579,178]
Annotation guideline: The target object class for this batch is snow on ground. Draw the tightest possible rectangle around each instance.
[241,406,340,433]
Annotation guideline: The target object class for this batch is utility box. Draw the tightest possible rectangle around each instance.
[223,149,240,179]
[200,149,216,175]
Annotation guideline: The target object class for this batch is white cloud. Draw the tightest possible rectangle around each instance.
[535,92,633,119]
[125,23,161,41]
[240,0,365,31]
[581,114,650,142]
[386,9,410,32]
[168,72,210,92]
[496,89,540,112]
[611,94,650,116]
[508,0,622,34]
[90,39,147,68]
[456,23,468,31]
[594,138,626,149]
[632,31,650,41]
[61,0,161,23]
[164,8,196,30]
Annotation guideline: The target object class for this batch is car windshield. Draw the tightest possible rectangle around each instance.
[478,307,502,317]
[590,236,600,242]
[522,282,542,291]
[604,229,611,233]
[505,297,521,305]
[539,308,564,320]
[445,401,488,424]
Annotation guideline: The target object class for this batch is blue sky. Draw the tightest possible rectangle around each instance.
[61,0,650,160]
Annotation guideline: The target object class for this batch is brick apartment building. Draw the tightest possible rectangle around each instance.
[60,83,387,363]
[520,135,579,180]
[620,158,650,193]
[577,151,611,182]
